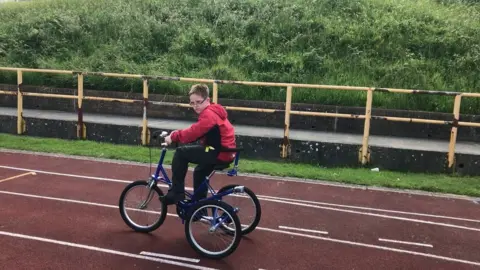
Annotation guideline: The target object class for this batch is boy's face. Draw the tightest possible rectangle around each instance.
[189,93,209,114]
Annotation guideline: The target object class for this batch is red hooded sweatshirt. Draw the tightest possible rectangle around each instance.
[170,103,237,162]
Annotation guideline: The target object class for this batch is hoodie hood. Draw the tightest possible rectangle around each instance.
[205,103,228,120]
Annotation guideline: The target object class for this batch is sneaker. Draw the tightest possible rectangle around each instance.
[160,190,185,205]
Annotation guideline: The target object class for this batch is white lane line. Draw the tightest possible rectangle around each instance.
[278,225,328,235]
[378,238,433,248]
[258,194,480,224]
[0,164,476,226]
[226,192,480,224]
[0,231,217,270]
[0,190,234,223]
[3,148,476,202]
[265,227,480,267]
[0,182,480,235]
[140,251,200,263]
[0,165,132,183]
[0,190,120,208]
[1,165,479,225]
[0,190,251,228]
[1,190,480,267]
[0,165,193,191]
[257,197,480,233]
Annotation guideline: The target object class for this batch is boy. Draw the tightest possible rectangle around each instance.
[162,84,236,205]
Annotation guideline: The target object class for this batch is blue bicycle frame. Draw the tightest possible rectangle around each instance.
[149,145,243,218]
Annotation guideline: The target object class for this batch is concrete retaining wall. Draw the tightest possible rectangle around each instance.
[2,83,480,176]
[1,114,479,176]
[1,84,480,143]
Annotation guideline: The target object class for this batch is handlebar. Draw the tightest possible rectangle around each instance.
[160,131,168,147]
[151,130,170,147]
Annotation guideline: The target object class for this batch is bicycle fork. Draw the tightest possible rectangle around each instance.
[138,183,156,209]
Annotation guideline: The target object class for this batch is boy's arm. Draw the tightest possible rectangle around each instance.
[170,112,215,144]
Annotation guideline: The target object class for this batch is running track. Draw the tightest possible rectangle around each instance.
[1,150,480,270]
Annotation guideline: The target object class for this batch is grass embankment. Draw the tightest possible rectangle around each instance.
[1,133,480,197]
[0,0,479,113]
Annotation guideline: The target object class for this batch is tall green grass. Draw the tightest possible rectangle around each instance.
[0,0,479,113]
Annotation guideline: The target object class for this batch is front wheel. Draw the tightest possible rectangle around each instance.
[184,200,242,259]
[217,184,261,235]
[118,180,168,233]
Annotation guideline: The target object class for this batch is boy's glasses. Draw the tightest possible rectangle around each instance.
[189,97,207,107]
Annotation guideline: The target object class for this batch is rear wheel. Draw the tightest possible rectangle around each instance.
[118,180,168,233]
[217,184,261,235]
[184,199,242,259]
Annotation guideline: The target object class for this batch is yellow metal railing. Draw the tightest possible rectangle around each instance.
[1,66,480,170]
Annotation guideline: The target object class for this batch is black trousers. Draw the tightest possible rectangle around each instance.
[170,145,220,200]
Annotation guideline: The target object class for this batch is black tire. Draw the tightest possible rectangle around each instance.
[217,184,261,235]
[118,180,168,233]
[184,199,242,259]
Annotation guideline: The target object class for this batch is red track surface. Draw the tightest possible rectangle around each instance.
[1,151,480,269]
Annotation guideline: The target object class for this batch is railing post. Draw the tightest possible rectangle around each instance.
[16,70,25,134]
[141,78,150,146]
[281,86,292,158]
[212,82,218,103]
[76,73,86,139]
[447,94,462,170]
[360,88,373,165]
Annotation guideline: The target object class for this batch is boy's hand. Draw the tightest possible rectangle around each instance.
[164,135,172,145]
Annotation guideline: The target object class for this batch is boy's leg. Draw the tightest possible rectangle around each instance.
[164,144,217,204]
[192,163,215,201]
